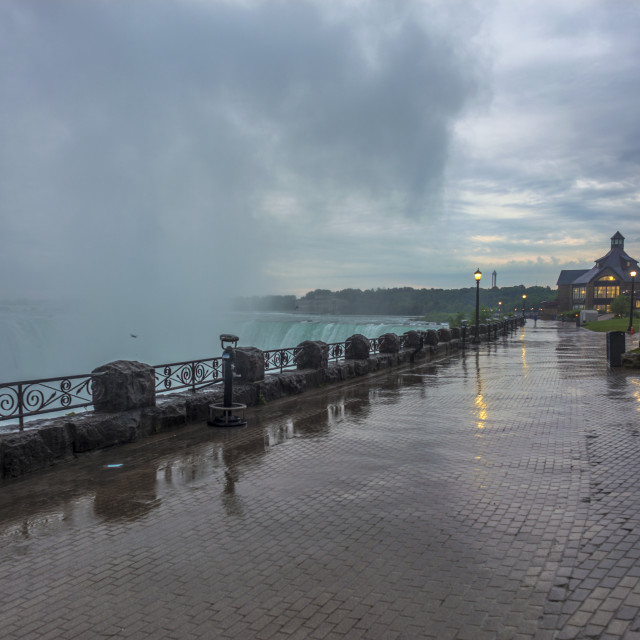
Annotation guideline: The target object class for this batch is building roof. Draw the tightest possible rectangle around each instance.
[574,248,638,284]
[558,232,638,287]
[571,266,604,285]
[557,269,589,286]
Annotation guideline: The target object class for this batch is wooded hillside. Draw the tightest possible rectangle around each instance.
[234,286,557,321]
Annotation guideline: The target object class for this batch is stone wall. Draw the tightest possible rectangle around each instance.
[0,319,523,480]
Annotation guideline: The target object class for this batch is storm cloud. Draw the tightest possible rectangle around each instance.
[1,0,639,305]
[0,0,484,308]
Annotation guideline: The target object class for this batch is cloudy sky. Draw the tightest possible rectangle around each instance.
[2,0,639,308]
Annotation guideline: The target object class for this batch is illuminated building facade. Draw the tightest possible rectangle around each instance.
[557,231,639,312]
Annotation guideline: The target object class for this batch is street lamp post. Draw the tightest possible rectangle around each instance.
[629,270,637,333]
[474,268,482,344]
[522,294,527,321]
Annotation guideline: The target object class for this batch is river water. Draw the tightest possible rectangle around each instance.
[0,301,444,383]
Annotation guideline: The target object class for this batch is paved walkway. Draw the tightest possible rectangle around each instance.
[1,322,640,639]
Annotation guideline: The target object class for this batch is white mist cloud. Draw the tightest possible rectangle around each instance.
[0,0,486,309]
[1,0,639,307]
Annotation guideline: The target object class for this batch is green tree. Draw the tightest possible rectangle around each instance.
[479,306,493,323]
[446,311,467,327]
[233,284,559,319]
[610,294,630,317]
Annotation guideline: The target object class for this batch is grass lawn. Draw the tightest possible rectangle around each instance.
[583,317,640,332]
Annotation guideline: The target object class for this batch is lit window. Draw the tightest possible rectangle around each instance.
[594,285,620,299]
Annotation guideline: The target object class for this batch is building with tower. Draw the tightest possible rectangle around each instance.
[556,231,639,313]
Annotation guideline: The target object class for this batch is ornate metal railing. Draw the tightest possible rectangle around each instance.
[263,342,348,373]
[154,357,222,394]
[1,331,442,429]
[0,374,104,430]
[328,342,344,361]
[263,347,299,373]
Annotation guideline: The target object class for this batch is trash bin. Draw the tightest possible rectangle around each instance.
[606,331,626,367]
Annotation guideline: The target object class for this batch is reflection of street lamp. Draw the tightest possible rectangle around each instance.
[629,270,637,332]
[474,268,482,343]
[522,294,527,320]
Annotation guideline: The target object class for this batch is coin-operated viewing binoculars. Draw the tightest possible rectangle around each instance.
[208,334,247,428]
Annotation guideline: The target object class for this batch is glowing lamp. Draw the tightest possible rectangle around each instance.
[630,271,637,333]
[473,269,482,343]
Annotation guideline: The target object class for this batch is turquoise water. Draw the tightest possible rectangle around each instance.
[231,312,443,350]
[0,303,444,383]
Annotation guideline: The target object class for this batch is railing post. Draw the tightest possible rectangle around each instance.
[280,350,287,373]
[295,341,329,370]
[92,361,156,413]
[345,334,370,360]
[17,382,24,431]
[234,347,265,382]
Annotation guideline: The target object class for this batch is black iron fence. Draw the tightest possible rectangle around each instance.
[1,324,519,430]
[0,373,104,430]
[0,336,391,429]
[328,342,345,361]
[154,357,222,394]
[262,341,348,373]
[263,347,299,373]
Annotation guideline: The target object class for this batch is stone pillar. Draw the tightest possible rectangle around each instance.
[402,331,422,349]
[234,347,265,382]
[92,360,156,412]
[378,333,400,353]
[345,334,370,359]
[424,330,439,346]
[437,328,451,342]
[295,341,329,369]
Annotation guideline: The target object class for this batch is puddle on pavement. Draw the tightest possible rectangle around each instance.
[1,323,633,544]
[0,361,457,540]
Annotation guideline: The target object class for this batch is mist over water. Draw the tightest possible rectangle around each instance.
[0,0,482,390]
[235,313,441,351]
[0,302,442,383]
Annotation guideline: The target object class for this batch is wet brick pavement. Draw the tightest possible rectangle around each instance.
[1,322,640,639]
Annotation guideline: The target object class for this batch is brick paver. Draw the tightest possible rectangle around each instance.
[1,322,640,638]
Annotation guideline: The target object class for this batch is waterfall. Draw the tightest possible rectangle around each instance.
[231,313,442,350]
[0,304,445,383]
[0,302,59,382]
